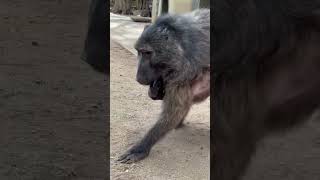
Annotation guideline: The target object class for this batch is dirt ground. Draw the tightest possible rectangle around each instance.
[0,1,107,179]
[109,41,210,180]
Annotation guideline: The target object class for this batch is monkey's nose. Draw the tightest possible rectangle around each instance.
[136,75,150,85]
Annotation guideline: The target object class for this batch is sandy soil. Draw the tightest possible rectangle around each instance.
[110,41,210,180]
[0,1,108,179]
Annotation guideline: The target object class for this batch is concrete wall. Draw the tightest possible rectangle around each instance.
[152,0,209,22]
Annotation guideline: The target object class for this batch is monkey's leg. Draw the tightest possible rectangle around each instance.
[118,86,192,163]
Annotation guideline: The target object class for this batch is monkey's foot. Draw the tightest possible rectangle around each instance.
[117,146,149,164]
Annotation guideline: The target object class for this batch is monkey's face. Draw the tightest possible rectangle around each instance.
[135,44,166,100]
[135,22,186,100]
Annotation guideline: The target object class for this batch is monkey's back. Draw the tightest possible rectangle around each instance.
[142,9,210,83]
[164,9,210,81]
[163,9,210,81]
[180,9,210,68]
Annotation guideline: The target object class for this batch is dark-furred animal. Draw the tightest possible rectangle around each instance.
[118,9,210,163]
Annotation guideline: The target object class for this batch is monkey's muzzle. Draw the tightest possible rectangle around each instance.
[148,78,165,100]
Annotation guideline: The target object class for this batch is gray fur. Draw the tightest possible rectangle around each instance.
[118,9,210,164]
[135,8,210,85]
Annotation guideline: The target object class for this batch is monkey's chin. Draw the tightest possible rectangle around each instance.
[148,78,165,100]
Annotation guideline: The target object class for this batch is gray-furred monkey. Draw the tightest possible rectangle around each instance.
[118,9,210,163]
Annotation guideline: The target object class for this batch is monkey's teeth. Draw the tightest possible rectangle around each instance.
[152,80,157,87]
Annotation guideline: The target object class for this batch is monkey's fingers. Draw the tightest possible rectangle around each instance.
[117,151,148,164]
[117,152,130,162]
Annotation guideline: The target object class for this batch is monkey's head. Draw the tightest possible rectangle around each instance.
[134,16,190,100]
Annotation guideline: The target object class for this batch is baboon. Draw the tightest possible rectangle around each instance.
[213,0,320,179]
[118,9,210,163]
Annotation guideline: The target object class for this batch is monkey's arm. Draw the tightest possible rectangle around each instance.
[118,86,192,163]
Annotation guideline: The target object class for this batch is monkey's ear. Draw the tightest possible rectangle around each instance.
[143,24,151,31]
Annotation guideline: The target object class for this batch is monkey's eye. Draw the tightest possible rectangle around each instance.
[141,51,152,56]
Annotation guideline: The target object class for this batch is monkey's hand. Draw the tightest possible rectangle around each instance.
[117,144,150,164]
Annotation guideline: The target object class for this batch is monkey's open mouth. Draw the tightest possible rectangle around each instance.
[148,78,165,100]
